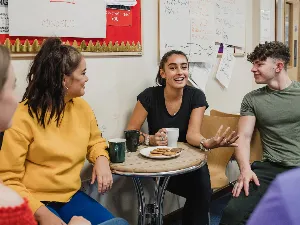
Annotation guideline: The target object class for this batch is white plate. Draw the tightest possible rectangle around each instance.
[140,146,182,159]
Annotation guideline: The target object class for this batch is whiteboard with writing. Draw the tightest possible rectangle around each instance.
[9,0,106,38]
[260,0,275,43]
[215,0,246,47]
[160,0,216,62]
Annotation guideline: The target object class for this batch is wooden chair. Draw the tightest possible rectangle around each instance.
[210,109,263,163]
[210,109,239,118]
[201,115,238,190]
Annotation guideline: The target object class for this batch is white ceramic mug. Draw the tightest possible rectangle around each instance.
[166,128,179,147]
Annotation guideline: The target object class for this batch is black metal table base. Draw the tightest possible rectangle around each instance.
[132,176,170,225]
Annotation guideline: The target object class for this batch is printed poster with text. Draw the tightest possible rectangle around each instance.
[0,0,8,34]
[8,0,106,38]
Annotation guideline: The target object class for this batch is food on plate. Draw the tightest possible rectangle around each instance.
[163,151,177,156]
[149,147,182,157]
[149,152,163,156]
[170,148,182,153]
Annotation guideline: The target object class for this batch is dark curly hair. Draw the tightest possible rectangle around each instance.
[156,50,188,86]
[22,37,82,128]
[247,41,290,69]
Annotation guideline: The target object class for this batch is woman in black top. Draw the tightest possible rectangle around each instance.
[127,50,238,225]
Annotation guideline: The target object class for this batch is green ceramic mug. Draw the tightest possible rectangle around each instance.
[108,138,126,163]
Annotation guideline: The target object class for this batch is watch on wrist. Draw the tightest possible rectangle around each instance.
[199,138,211,152]
[139,132,145,144]
[144,134,150,146]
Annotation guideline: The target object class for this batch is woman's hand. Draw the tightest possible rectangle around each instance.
[91,156,113,194]
[151,128,168,146]
[35,206,66,225]
[68,216,91,225]
[203,125,239,149]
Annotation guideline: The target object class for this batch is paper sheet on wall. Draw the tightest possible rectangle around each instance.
[216,45,236,88]
[160,0,216,62]
[215,0,245,47]
[0,1,8,34]
[188,44,219,92]
[189,62,214,93]
[9,0,106,38]
[260,10,271,43]
[105,0,137,6]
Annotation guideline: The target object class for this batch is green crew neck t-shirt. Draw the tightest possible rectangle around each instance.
[241,81,300,167]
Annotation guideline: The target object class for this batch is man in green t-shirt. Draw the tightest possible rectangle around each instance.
[220,41,300,225]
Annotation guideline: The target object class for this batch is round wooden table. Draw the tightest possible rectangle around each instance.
[110,142,207,225]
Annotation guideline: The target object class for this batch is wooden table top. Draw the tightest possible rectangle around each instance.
[110,142,207,176]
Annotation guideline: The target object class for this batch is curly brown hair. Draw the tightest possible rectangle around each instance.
[247,41,290,69]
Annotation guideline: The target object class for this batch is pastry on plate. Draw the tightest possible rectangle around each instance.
[150,152,163,157]
[163,151,177,156]
[170,148,182,153]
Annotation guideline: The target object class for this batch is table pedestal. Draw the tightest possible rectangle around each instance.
[132,176,170,225]
[110,143,207,225]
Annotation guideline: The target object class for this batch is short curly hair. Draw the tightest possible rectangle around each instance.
[247,41,290,69]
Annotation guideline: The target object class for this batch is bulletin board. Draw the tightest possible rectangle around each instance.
[0,0,142,57]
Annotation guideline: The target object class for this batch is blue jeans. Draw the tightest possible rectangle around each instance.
[45,191,128,225]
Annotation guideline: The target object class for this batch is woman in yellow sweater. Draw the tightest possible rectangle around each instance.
[0,39,96,225]
[0,38,128,225]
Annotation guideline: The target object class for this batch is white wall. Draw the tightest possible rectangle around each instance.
[10,0,258,224]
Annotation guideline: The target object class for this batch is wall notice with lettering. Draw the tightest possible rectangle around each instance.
[215,0,246,47]
[160,0,217,62]
[9,0,106,38]
[159,0,246,62]
[259,0,275,43]
[0,0,8,34]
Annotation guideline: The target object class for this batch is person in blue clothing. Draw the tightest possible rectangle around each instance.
[247,168,300,225]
